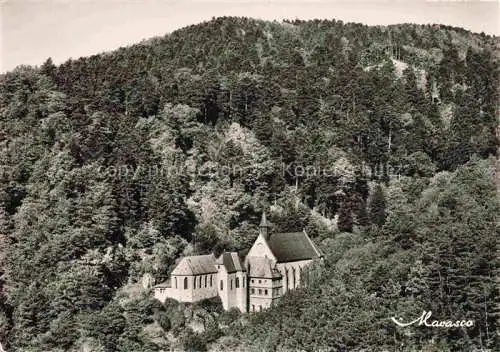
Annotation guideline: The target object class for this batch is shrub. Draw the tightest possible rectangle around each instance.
[154,311,171,331]
[219,307,240,326]
[193,296,223,314]
[180,329,207,352]
[170,309,186,335]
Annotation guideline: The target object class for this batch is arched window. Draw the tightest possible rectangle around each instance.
[210,275,213,287]
[220,280,223,290]
[184,277,188,290]
[235,277,240,288]
[284,268,288,290]
[193,277,196,289]
[205,275,207,287]
[175,277,178,289]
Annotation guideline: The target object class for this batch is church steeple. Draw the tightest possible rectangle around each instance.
[259,211,269,239]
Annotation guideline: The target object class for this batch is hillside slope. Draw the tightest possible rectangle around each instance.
[0,17,498,351]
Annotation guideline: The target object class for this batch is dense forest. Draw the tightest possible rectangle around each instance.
[0,17,498,351]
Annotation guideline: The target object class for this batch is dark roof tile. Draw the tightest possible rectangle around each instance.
[217,252,245,273]
[267,231,322,263]
[171,254,218,275]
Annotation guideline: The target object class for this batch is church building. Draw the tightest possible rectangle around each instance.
[154,212,323,312]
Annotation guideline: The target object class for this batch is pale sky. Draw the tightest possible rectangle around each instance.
[1,0,499,72]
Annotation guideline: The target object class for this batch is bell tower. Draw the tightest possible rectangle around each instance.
[259,211,270,239]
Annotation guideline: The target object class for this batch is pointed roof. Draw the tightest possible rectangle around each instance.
[170,252,245,276]
[171,254,218,276]
[247,256,282,279]
[267,230,322,263]
[216,252,245,273]
[259,211,268,228]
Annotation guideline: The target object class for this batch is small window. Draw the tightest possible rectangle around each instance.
[199,276,202,288]
[210,275,213,287]
[230,279,233,290]
[243,277,245,288]
[184,277,188,290]
[193,277,196,289]
[175,277,177,289]
[220,280,223,290]
[251,288,255,294]
[259,305,262,312]
[251,279,254,283]
[236,277,240,288]
[258,289,262,295]
[258,280,261,284]
[205,275,207,288]
[252,304,255,312]
[265,289,268,295]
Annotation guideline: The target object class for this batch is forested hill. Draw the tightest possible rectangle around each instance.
[0,17,498,351]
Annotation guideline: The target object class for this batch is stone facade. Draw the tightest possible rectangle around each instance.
[154,212,323,312]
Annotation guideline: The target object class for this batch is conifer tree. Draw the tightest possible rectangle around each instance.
[337,201,353,233]
[369,184,386,226]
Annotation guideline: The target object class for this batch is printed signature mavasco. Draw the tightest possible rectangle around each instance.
[391,311,474,328]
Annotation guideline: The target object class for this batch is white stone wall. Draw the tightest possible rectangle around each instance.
[217,267,247,312]
[217,266,229,309]
[154,274,218,303]
[248,277,275,311]
[154,287,169,303]
[154,275,191,303]
[235,271,247,312]
[225,272,238,310]
[155,286,188,302]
